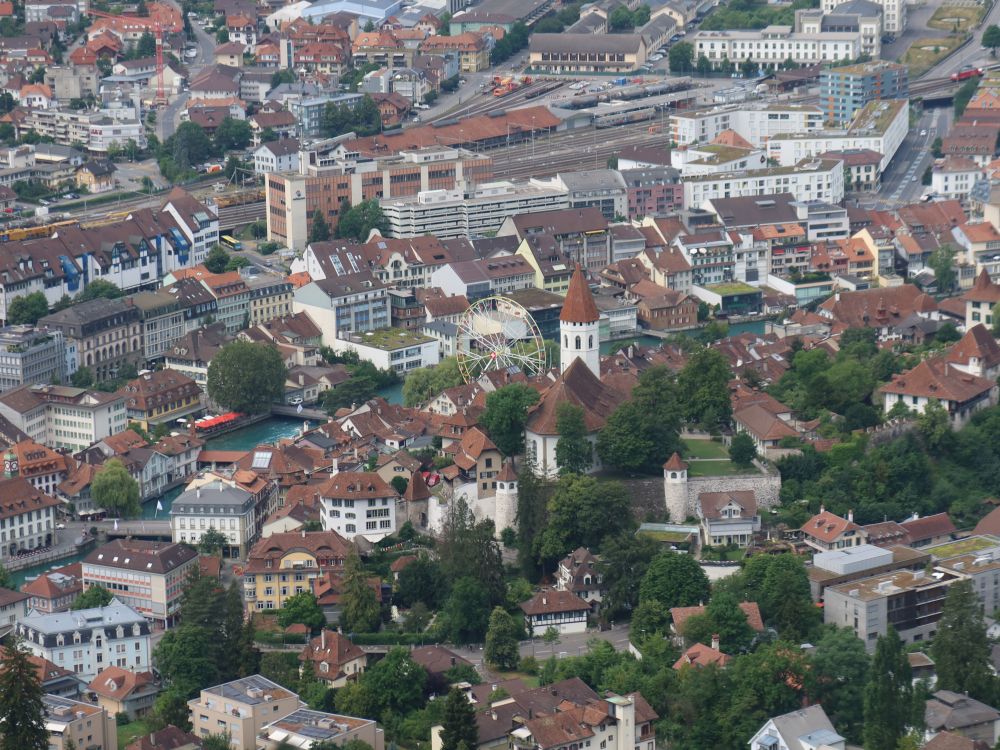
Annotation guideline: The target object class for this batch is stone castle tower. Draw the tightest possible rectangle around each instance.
[663,452,689,523]
[494,458,519,538]
[559,265,601,378]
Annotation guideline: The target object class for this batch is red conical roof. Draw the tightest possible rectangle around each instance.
[663,452,688,471]
[560,266,599,324]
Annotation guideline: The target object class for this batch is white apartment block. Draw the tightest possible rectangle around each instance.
[670,103,825,147]
[0,385,127,453]
[0,476,60,562]
[18,600,152,679]
[319,472,399,543]
[682,158,845,209]
[671,144,769,176]
[693,26,861,68]
[822,0,906,33]
[766,99,909,173]
[381,181,570,239]
[932,157,985,202]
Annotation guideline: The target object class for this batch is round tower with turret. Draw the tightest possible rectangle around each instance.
[560,265,601,378]
[663,452,689,523]
[494,458,519,541]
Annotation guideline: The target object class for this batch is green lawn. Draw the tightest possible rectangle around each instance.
[683,439,730,460]
[687,459,745,477]
[901,36,963,77]
[118,719,154,750]
[928,4,983,32]
[926,536,997,559]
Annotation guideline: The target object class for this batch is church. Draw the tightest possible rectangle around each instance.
[524,267,628,478]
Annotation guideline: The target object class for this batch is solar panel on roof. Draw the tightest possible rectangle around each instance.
[251,451,272,469]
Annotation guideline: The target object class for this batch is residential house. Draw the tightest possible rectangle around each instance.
[22,563,82,614]
[748,706,844,750]
[554,547,605,613]
[926,691,1000,745]
[0,476,60,561]
[298,630,367,687]
[800,509,868,552]
[116,369,202,431]
[242,530,351,613]
[75,159,116,194]
[0,587,28,637]
[880,357,998,428]
[87,666,159,720]
[253,138,300,175]
[697,490,761,548]
[259,708,384,750]
[171,472,276,559]
[319,471,398,543]
[44,694,118,750]
[520,589,590,636]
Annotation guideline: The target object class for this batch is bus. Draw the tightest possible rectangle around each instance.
[221,235,242,250]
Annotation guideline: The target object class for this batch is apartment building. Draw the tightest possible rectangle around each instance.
[39,299,142,382]
[823,567,962,650]
[161,188,220,266]
[932,157,985,202]
[292,245,390,345]
[528,33,647,74]
[692,26,861,68]
[767,99,910,173]
[171,472,277,559]
[130,288,186,362]
[81,539,200,628]
[44,694,118,750]
[819,61,908,125]
[14,108,147,153]
[429,256,536,301]
[0,384,127,453]
[670,102,825,147]
[381,180,569,239]
[244,271,294,326]
[553,169,629,221]
[266,146,492,250]
[0,476,60,561]
[795,6,882,59]
[320,471,398,542]
[117,369,202,430]
[822,0,905,33]
[682,157,845,208]
[242,530,352,612]
[10,438,74,497]
[188,675,300,750]
[18,599,152,679]
[22,564,83,614]
[260,708,384,750]
[0,324,66,390]
[419,32,489,72]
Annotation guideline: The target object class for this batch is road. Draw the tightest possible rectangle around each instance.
[158,16,216,140]
[859,106,950,209]
[922,0,1000,77]
[883,0,952,62]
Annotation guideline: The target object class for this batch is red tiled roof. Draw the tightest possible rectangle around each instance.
[801,510,861,544]
[670,601,764,633]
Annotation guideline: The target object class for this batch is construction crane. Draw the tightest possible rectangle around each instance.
[89,9,168,105]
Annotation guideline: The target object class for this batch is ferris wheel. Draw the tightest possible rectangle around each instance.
[456,296,547,383]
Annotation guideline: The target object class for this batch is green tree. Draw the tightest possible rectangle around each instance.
[359,646,427,716]
[729,433,757,468]
[91,458,140,518]
[440,686,478,750]
[758,553,819,641]
[479,383,540,457]
[277,591,326,632]
[334,200,389,241]
[955,77,979,117]
[608,5,635,29]
[309,210,331,243]
[390,475,408,495]
[201,735,234,750]
[215,27,229,42]
[441,576,490,644]
[629,599,670,642]
[0,636,48,750]
[597,365,682,473]
[70,366,94,388]
[917,398,951,452]
[808,627,869,743]
[985,24,1000,55]
[696,54,712,75]
[71,584,114,610]
[438,497,505,606]
[154,625,219,696]
[171,120,214,171]
[485,606,520,670]
[515,459,548,579]
[204,244,230,273]
[0,564,14,591]
[402,357,464,406]
[863,628,914,750]
[681,591,754,652]
[668,41,694,73]
[597,532,660,618]
[197,528,228,555]
[931,579,993,700]
[395,556,445,609]
[6,292,48,324]
[555,402,592,475]
[207,340,287,414]
[677,348,732,429]
[340,549,381,633]
[225,255,250,272]
[537,475,632,562]
[639,552,710,609]
[153,688,192,731]
[213,117,252,152]
[928,244,957,292]
[136,31,156,57]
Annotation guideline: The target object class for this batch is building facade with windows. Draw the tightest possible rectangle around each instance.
[81,539,200,629]
[242,531,351,612]
[0,476,60,561]
[819,61,908,125]
[0,384,127,453]
[188,675,300,750]
[171,472,276,559]
[319,472,398,543]
[0,325,66,390]
[18,599,152,679]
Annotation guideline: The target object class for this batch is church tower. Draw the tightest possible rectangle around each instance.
[663,452,689,523]
[560,266,600,378]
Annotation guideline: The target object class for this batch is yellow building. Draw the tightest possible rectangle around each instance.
[188,676,300,750]
[245,273,294,326]
[514,236,573,294]
[242,530,351,613]
[419,33,490,72]
[116,369,202,431]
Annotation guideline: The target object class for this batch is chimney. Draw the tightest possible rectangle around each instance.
[847,509,854,523]
[321,630,325,649]
[711,634,720,651]
[196,488,201,498]
[819,504,825,514]
[542,595,547,605]
[301,528,306,537]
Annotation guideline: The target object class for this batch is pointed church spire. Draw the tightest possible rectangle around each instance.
[560,265,599,324]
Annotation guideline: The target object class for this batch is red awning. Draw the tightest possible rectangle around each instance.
[195,412,242,430]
